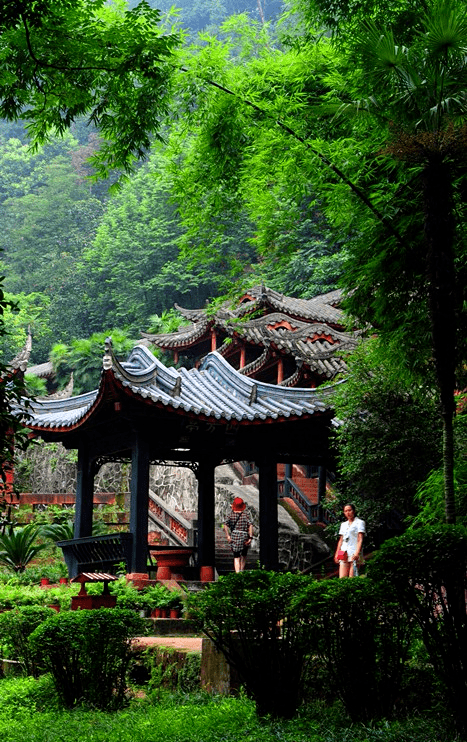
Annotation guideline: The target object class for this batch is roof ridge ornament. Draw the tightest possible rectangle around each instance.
[249,382,257,404]
[103,337,113,371]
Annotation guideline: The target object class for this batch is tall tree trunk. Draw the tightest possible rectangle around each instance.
[442,408,456,523]
[423,155,457,523]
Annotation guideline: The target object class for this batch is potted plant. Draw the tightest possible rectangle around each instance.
[168,591,184,619]
[144,584,172,618]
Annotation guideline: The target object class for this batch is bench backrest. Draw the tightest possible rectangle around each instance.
[57,532,133,578]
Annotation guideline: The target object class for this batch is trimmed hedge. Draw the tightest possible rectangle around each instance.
[188,571,313,719]
[294,577,413,721]
[368,525,467,737]
[29,608,147,709]
[0,605,56,676]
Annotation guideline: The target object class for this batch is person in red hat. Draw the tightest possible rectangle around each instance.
[223,497,254,572]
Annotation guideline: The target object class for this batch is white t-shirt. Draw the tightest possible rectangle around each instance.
[339,517,365,556]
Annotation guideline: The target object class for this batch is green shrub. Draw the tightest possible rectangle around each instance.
[28,608,147,709]
[0,583,48,609]
[108,576,145,610]
[294,577,413,722]
[0,605,56,676]
[188,570,313,719]
[368,525,467,737]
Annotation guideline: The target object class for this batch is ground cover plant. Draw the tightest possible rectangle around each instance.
[0,675,459,742]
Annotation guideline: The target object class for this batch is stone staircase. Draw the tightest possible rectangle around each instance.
[146,463,331,577]
[214,523,259,574]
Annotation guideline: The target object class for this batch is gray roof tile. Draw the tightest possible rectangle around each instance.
[25,344,337,432]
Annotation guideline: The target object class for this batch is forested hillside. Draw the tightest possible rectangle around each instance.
[0,0,345,366]
[2,0,467,525]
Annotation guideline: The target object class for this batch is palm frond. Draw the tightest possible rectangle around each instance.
[422,0,467,60]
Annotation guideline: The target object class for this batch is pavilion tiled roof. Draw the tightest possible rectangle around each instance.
[141,286,357,384]
[24,341,339,433]
[217,285,345,325]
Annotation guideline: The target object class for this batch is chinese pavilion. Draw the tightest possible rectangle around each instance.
[142,285,359,387]
[21,338,339,576]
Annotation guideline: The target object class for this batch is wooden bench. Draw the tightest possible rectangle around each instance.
[57,532,133,578]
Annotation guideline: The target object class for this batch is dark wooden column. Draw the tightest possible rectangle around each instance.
[74,443,94,538]
[258,458,279,570]
[130,435,150,573]
[318,465,326,505]
[284,463,292,497]
[196,458,216,580]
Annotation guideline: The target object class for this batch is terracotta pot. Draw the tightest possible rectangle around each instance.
[59,577,68,584]
[169,607,180,619]
[40,578,50,586]
[159,608,168,618]
[151,608,161,618]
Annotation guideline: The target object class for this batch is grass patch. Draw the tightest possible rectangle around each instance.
[0,675,457,742]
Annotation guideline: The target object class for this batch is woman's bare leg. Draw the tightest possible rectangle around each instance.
[339,561,350,578]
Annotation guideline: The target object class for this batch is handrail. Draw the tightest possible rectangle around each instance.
[148,488,197,547]
[278,477,335,525]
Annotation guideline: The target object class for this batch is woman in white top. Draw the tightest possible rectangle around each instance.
[334,503,365,578]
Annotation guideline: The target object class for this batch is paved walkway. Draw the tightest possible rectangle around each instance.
[133,636,203,652]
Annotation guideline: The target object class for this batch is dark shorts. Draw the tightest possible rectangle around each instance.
[232,545,249,558]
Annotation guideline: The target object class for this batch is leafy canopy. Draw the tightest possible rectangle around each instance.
[0,0,181,179]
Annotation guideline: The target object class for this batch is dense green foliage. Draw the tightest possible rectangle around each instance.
[295,578,413,721]
[0,1,179,178]
[29,608,146,709]
[369,525,467,737]
[191,570,418,722]
[331,340,442,534]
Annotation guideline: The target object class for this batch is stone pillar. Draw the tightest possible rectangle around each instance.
[258,458,279,570]
[74,443,94,538]
[130,435,150,573]
[196,459,216,580]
